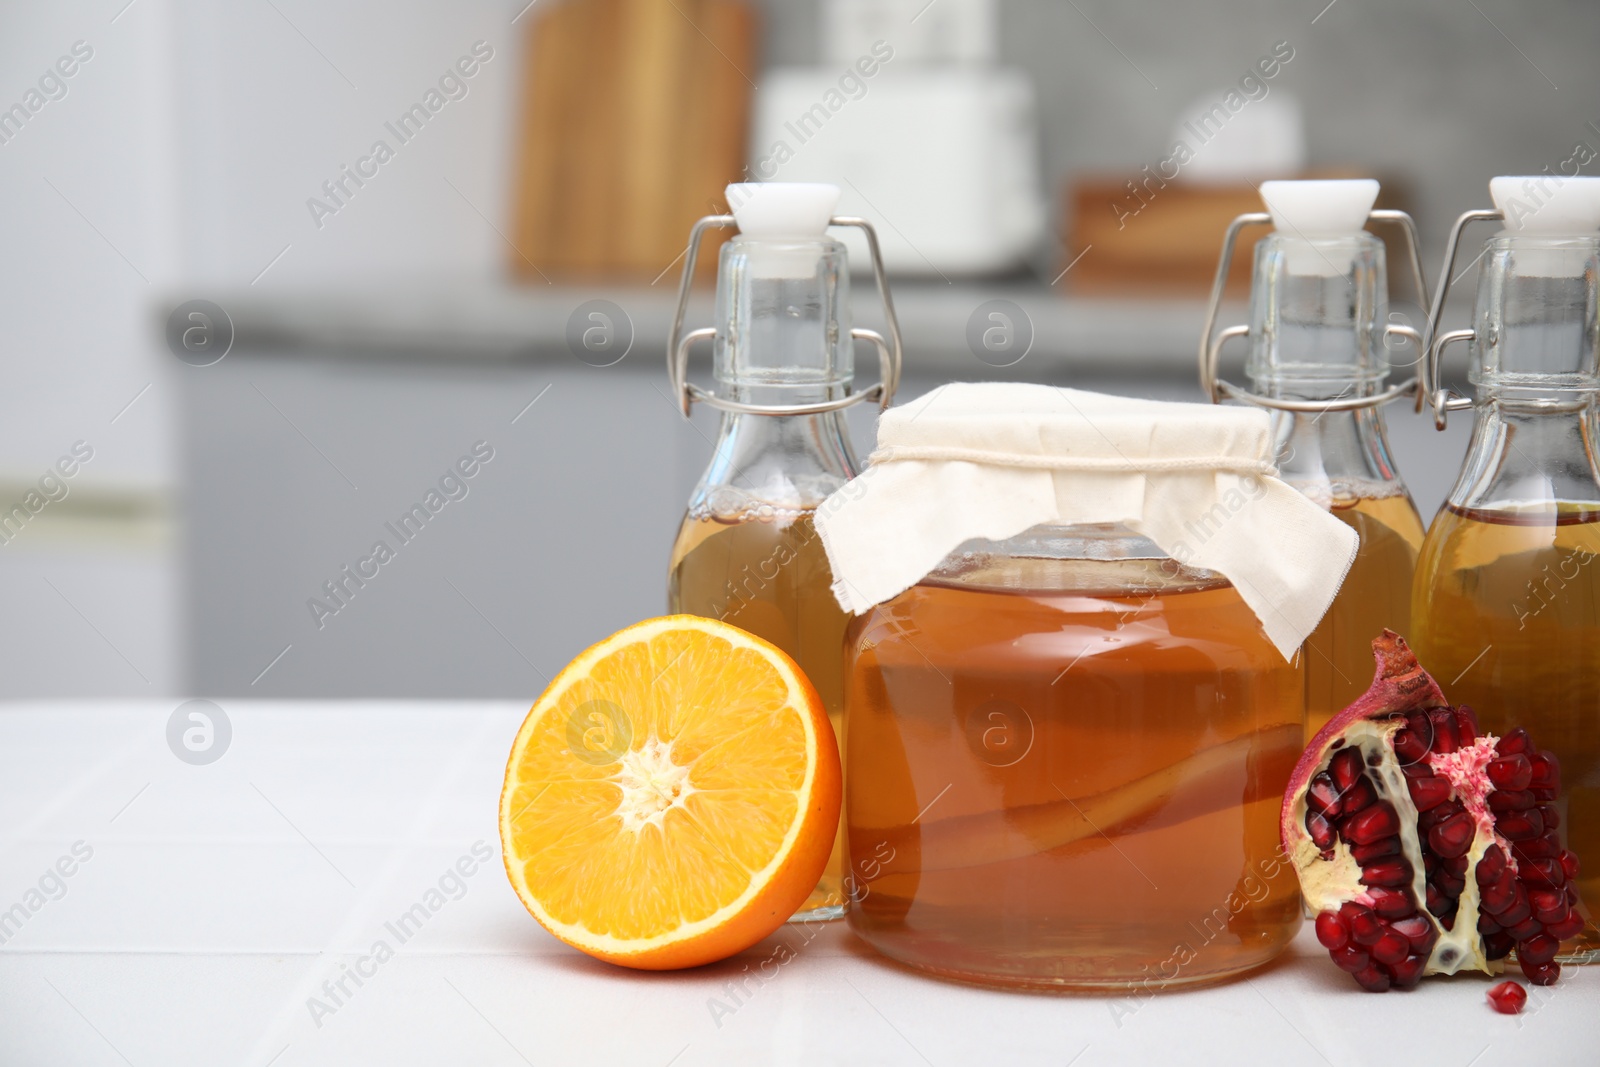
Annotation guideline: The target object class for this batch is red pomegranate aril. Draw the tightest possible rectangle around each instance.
[1521,859,1566,888]
[1390,914,1437,953]
[1371,931,1410,966]
[1339,776,1378,814]
[1528,751,1559,791]
[1389,955,1426,989]
[1489,789,1535,813]
[1545,911,1585,941]
[1538,806,1559,830]
[1426,883,1449,917]
[1343,802,1400,846]
[1361,858,1412,888]
[1514,832,1561,861]
[1517,933,1559,965]
[1367,886,1414,919]
[1497,809,1543,840]
[1392,728,1428,763]
[1505,915,1542,941]
[1478,912,1502,935]
[1497,888,1532,927]
[1433,870,1466,897]
[1332,944,1369,972]
[1306,810,1336,851]
[1401,760,1433,780]
[1456,706,1479,745]
[1349,908,1385,946]
[1406,774,1452,811]
[1485,931,1515,960]
[1306,772,1344,818]
[1521,960,1560,986]
[1529,887,1567,924]
[1427,812,1476,858]
[1486,754,1533,791]
[1481,868,1517,913]
[1428,709,1460,754]
[1487,980,1527,1014]
[1476,843,1508,885]
[1314,911,1350,950]
[1351,837,1401,864]
[1558,850,1580,881]
[1352,963,1392,992]
[1330,748,1364,792]
[1497,726,1532,755]
[1418,799,1463,831]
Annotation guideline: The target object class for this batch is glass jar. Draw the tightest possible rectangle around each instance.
[842,522,1306,990]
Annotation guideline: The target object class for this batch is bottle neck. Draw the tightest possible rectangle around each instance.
[1446,392,1600,514]
[1271,405,1409,508]
[688,410,860,519]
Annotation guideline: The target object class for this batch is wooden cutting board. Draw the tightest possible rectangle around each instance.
[509,0,756,283]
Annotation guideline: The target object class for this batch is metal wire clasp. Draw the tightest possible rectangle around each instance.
[1197,209,1431,414]
[1421,208,1505,430]
[665,214,903,418]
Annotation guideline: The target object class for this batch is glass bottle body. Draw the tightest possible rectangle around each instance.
[1413,234,1600,961]
[668,409,859,920]
[842,526,1305,989]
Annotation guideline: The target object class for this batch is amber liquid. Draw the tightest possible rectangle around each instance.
[1304,495,1426,740]
[1413,503,1600,960]
[843,556,1305,989]
[668,509,848,918]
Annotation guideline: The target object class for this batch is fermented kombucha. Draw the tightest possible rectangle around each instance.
[843,554,1305,989]
[1305,494,1426,738]
[669,508,848,917]
[1413,503,1600,958]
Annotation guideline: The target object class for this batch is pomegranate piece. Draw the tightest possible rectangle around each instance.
[1486,980,1527,1014]
[1282,631,1583,994]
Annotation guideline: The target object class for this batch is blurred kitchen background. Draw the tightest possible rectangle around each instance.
[2,0,1596,698]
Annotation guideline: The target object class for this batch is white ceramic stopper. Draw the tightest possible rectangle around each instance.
[727,183,840,238]
[1489,175,1600,234]
[1259,179,1379,238]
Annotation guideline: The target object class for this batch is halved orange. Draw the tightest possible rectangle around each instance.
[499,615,841,969]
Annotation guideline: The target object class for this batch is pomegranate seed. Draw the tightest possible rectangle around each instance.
[1428,812,1476,858]
[1406,774,1452,812]
[1393,728,1428,763]
[1339,777,1378,814]
[1352,963,1392,992]
[1343,803,1400,846]
[1361,858,1412,888]
[1419,800,1463,831]
[1476,843,1508,885]
[1558,850,1580,881]
[1428,709,1459,754]
[1443,854,1469,876]
[1389,955,1425,989]
[1528,751,1559,791]
[1497,886,1532,927]
[1487,980,1527,1014]
[1426,883,1449,917]
[1478,912,1502,935]
[1529,887,1567,924]
[1497,727,1532,756]
[1514,832,1560,861]
[1306,809,1336,850]
[1545,911,1585,941]
[1401,760,1433,779]
[1481,869,1517,913]
[1520,959,1560,986]
[1522,859,1566,888]
[1306,772,1343,817]
[1485,931,1514,960]
[1349,908,1385,945]
[1506,916,1542,941]
[1531,787,1558,803]
[1332,943,1369,972]
[1455,707,1479,745]
[1352,837,1401,864]
[1496,809,1543,840]
[1433,870,1466,897]
[1367,886,1415,919]
[1487,755,1533,791]
[1372,931,1410,965]
[1539,806,1559,830]
[1314,911,1349,950]
[1489,789,1535,812]
[1330,748,1365,792]
[1516,933,1559,965]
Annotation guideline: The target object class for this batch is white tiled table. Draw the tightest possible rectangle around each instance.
[1,703,1593,1066]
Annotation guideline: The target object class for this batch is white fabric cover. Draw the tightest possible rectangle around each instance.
[814,383,1358,660]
